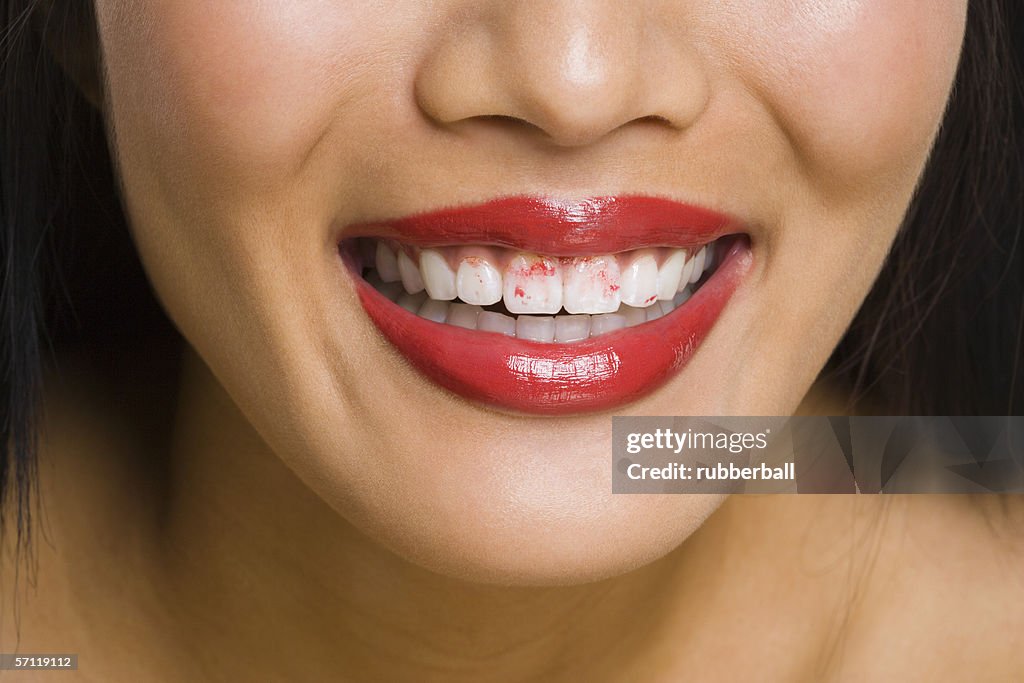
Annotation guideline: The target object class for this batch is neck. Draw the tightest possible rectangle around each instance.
[152,349,845,681]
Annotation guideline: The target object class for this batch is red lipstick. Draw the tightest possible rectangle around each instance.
[342,196,751,415]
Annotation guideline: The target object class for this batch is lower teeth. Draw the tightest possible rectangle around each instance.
[372,281,695,342]
[359,240,721,343]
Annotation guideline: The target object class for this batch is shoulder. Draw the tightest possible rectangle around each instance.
[831,495,1024,681]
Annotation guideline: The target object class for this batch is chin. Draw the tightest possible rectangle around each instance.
[318,443,728,586]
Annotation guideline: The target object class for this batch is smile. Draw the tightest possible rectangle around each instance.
[340,196,752,415]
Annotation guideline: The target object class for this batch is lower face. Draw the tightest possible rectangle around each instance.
[94,1,966,583]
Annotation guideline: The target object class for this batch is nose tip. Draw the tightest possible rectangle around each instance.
[515,24,647,146]
[414,3,709,148]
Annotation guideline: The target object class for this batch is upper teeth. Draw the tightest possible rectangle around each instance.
[420,249,458,301]
[396,250,425,294]
[504,253,563,314]
[563,255,621,314]
[374,243,712,316]
[456,257,503,306]
[619,250,658,308]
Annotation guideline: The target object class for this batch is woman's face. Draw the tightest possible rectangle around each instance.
[94,1,966,582]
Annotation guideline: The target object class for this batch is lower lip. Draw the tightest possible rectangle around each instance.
[351,240,751,415]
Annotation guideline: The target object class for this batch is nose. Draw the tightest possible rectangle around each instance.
[414,1,710,148]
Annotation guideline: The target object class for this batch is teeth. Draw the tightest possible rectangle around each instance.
[418,298,449,323]
[478,311,517,337]
[619,305,647,327]
[504,254,563,314]
[688,247,706,284]
[397,291,427,312]
[517,315,556,342]
[590,313,626,336]
[447,303,482,330]
[678,255,696,290]
[420,249,457,300]
[554,314,591,343]
[456,257,502,306]
[397,250,425,294]
[363,238,723,341]
[562,256,621,315]
[657,250,686,300]
[619,251,659,308]
[375,243,401,283]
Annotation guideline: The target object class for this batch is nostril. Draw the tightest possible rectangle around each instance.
[469,111,684,148]
[477,114,536,127]
[474,114,547,136]
[639,115,674,127]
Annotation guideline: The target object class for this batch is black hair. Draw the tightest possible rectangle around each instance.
[827,0,1024,415]
[1,0,1023,565]
[1,0,175,565]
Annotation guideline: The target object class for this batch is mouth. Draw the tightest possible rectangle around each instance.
[339,196,752,415]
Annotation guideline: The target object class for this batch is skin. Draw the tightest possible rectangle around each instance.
[90,0,969,583]
[4,0,1024,680]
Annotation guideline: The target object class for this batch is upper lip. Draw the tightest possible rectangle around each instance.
[341,195,740,255]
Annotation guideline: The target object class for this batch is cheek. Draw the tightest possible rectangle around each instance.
[721,0,966,187]
[92,1,411,353]
[95,1,395,203]
[700,0,966,410]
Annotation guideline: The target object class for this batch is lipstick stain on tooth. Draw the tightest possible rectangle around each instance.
[528,261,557,276]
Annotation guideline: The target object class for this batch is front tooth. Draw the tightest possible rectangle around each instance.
[418,299,449,323]
[478,311,517,337]
[672,287,692,307]
[456,257,502,306]
[645,305,664,321]
[688,247,706,284]
[562,256,621,314]
[657,250,686,300]
[397,250,425,294]
[554,314,591,342]
[447,303,482,330]
[619,251,659,308]
[503,254,563,314]
[420,249,457,300]
[516,315,556,342]
[375,242,401,283]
